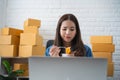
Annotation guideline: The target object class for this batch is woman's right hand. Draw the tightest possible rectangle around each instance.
[49,45,60,57]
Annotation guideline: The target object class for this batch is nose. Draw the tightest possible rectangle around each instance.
[66,29,70,34]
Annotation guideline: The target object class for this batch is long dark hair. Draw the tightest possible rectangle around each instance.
[54,14,86,56]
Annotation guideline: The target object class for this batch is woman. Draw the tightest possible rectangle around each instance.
[45,14,92,57]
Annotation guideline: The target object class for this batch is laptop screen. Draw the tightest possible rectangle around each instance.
[29,57,107,80]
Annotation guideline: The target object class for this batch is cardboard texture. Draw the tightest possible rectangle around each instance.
[93,52,112,63]
[0,45,18,57]
[90,36,113,44]
[92,43,115,52]
[19,45,45,57]
[0,28,1,34]
[24,18,41,27]
[1,27,23,36]
[14,63,29,76]
[20,33,43,45]
[0,35,20,45]
[90,36,115,77]
[24,26,39,34]
[107,63,114,76]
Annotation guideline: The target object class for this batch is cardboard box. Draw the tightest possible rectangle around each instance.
[14,63,28,70]
[14,63,29,76]
[1,27,23,36]
[92,44,115,52]
[0,45,18,57]
[0,28,1,34]
[20,33,43,45]
[93,52,112,63]
[0,35,20,45]
[42,46,46,54]
[107,63,114,76]
[24,18,41,27]
[90,36,113,44]
[24,26,39,34]
[19,45,45,57]
[22,69,29,76]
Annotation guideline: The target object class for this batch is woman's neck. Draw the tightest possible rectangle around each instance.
[63,41,71,47]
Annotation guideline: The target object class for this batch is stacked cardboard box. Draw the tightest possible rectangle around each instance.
[14,63,29,76]
[90,36,115,77]
[19,18,45,57]
[0,28,1,34]
[0,27,23,57]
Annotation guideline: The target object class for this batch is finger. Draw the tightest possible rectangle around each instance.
[51,49,60,57]
[50,46,59,52]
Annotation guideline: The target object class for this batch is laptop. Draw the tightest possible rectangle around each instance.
[29,57,107,80]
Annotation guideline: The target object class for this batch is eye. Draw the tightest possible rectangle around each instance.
[62,28,67,31]
[70,28,75,31]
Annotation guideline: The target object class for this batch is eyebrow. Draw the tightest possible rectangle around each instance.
[62,26,75,28]
[70,27,75,28]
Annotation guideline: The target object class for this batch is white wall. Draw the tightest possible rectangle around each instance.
[0,0,6,28]
[2,0,120,79]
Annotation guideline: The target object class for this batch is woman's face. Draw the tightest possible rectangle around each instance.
[60,20,76,43]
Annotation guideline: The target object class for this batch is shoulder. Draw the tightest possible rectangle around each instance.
[45,46,53,56]
[84,45,91,51]
[84,45,93,57]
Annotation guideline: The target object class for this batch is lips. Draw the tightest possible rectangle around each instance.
[65,36,71,40]
[66,36,71,38]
